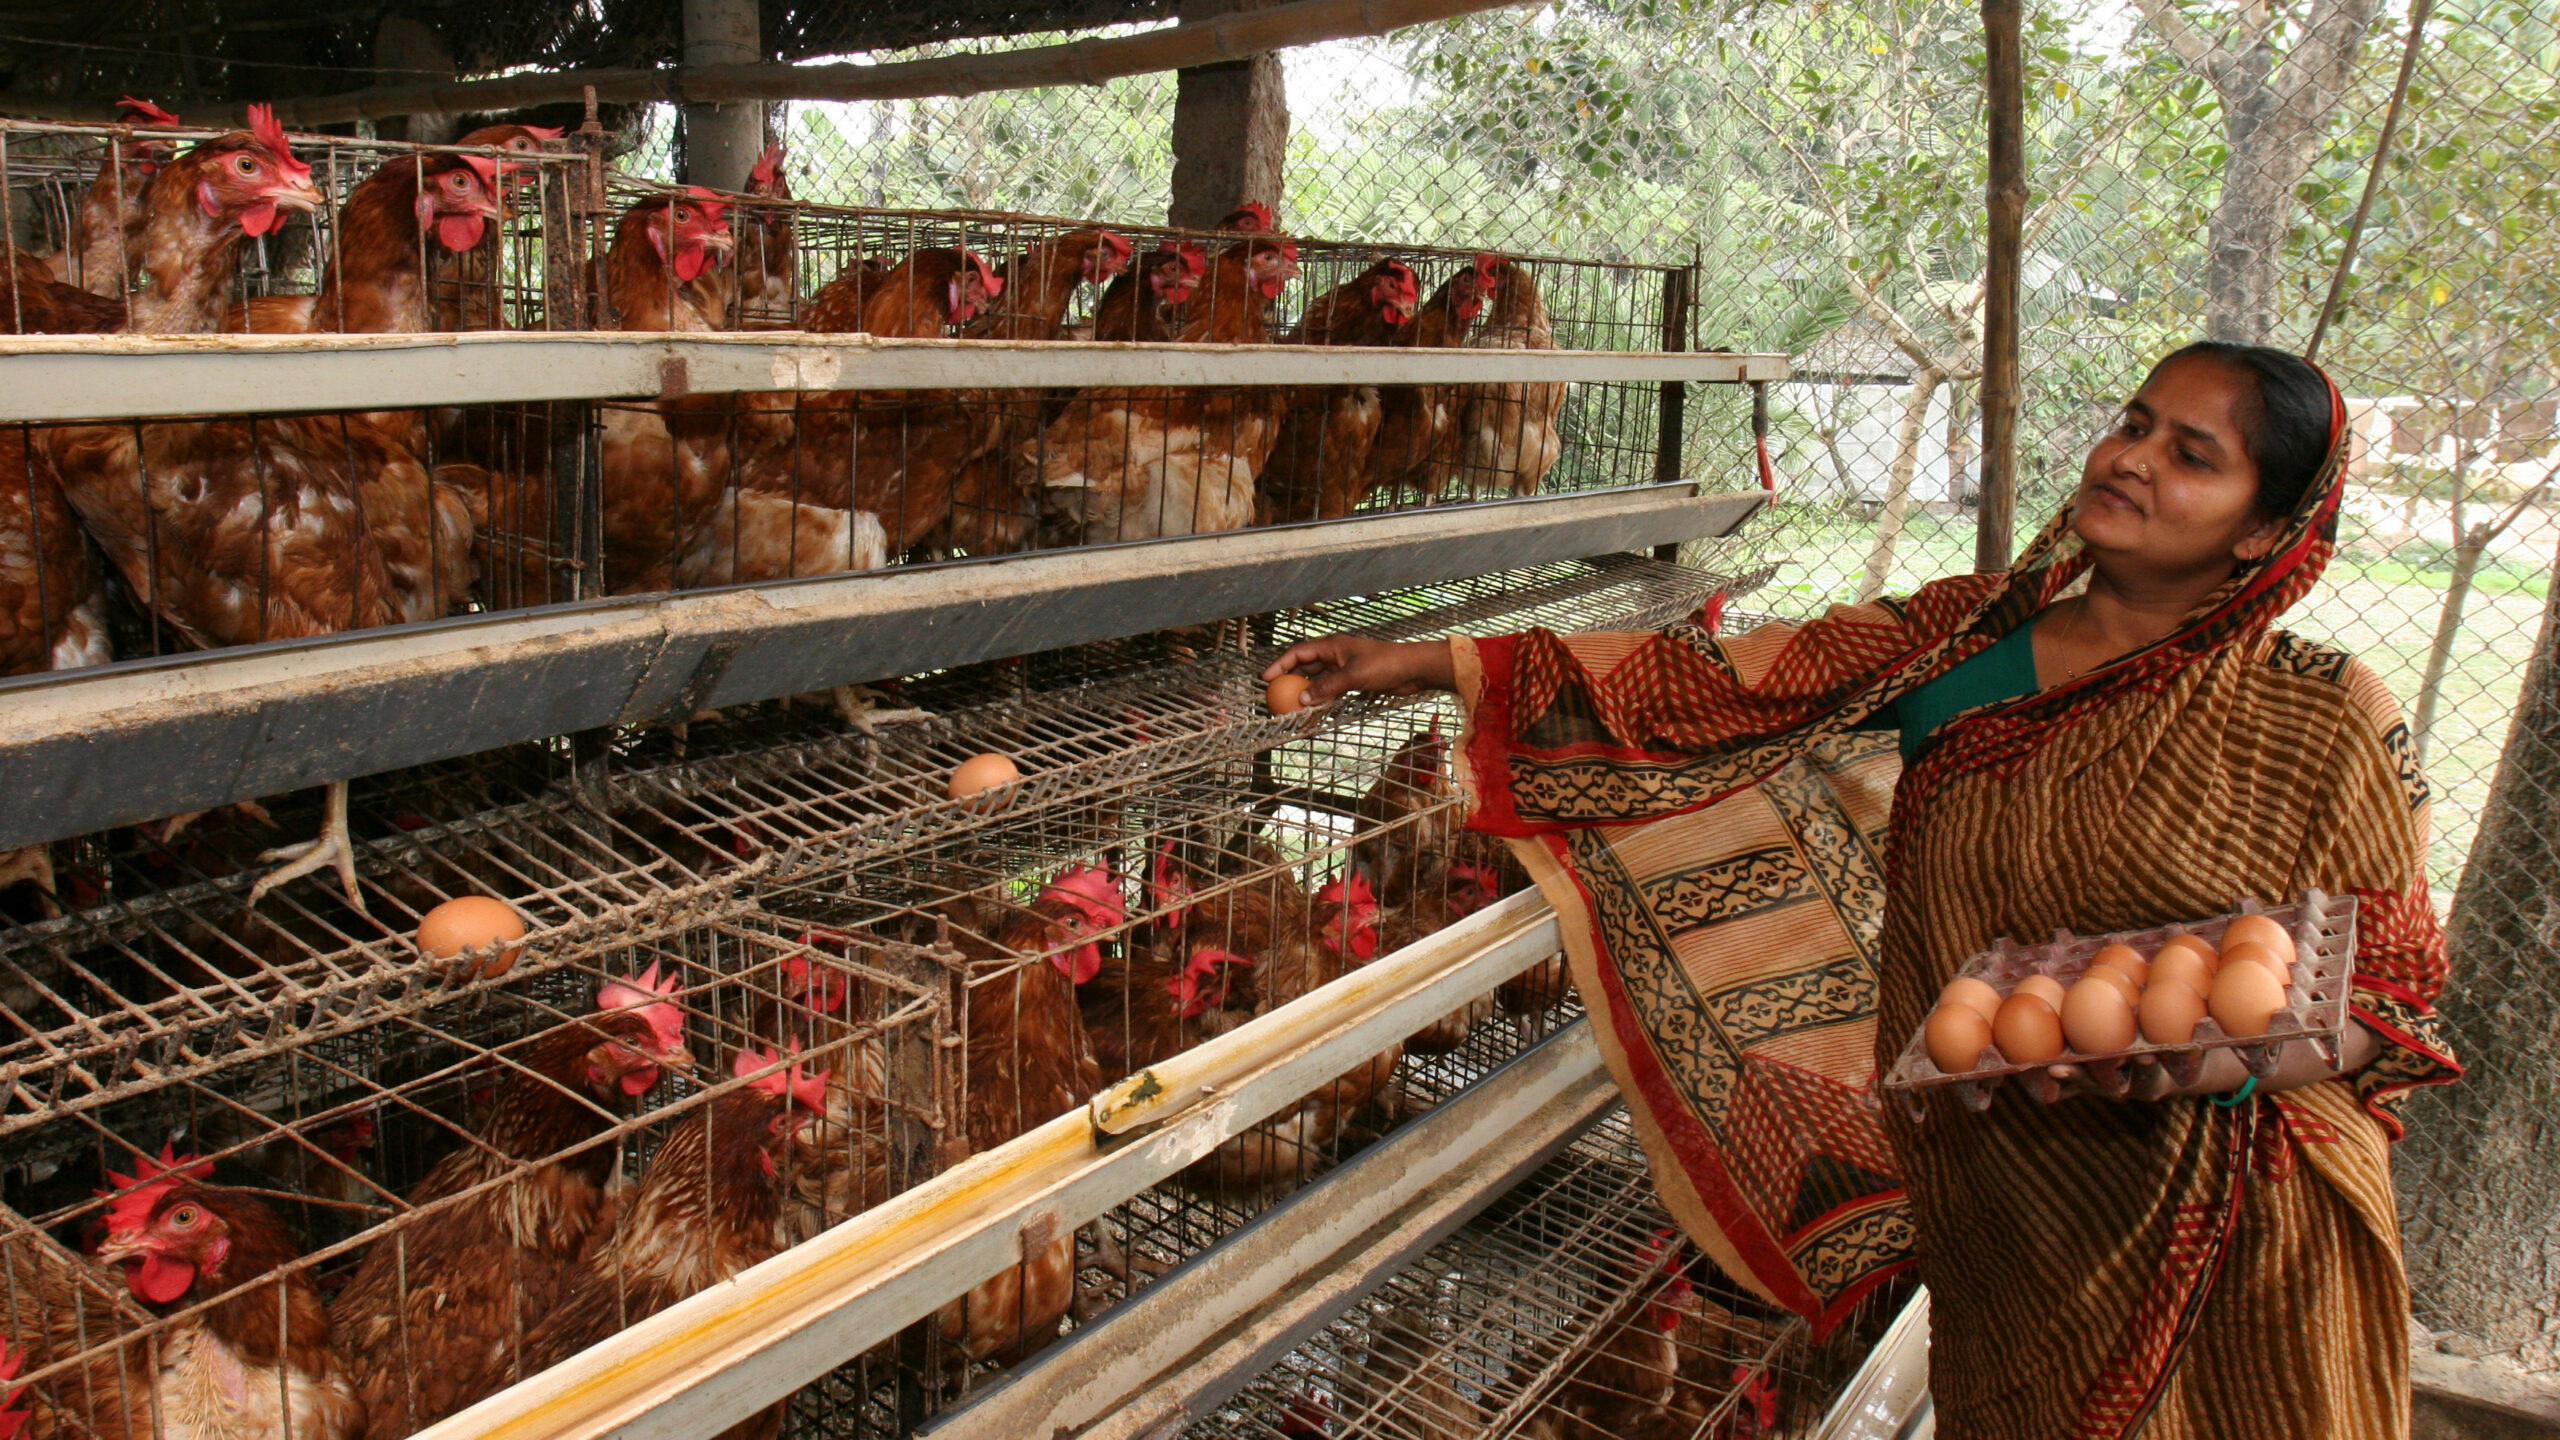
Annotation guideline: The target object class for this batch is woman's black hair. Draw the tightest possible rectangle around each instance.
[2147,341,2335,518]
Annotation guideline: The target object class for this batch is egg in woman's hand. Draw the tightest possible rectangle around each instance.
[2207,960,2288,1039]
[949,752,1022,806]
[2011,974,2066,1013]
[2150,946,2215,1000]
[416,895,527,979]
[2138,979,2206,1045]
[2090,942,2149,987]
[2220,913,2297,968]
[1266,674,1314,714]
[1993,992,2066,1063]
[2220,938,2291,986]
[2082,963,2142,1004]
[2060,976,2138,1053]
[1926,1004,1996,1073]
[1939,975,2002,1022]
[2155,933,2219,974]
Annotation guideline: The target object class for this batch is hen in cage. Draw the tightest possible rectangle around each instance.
[332,967,692,1438]
[498,1047,833,1440]
[31,97,187,302]
[1257,258,1420,526]
[1031,235,1301,544]
[1441,257,1566,501]
[234,149,503,337]
[1362,257,1498,515]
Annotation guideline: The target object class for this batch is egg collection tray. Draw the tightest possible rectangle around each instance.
[1878,890,2358,1118]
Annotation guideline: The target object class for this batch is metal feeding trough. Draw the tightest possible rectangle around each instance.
[1881,890,2358,1118]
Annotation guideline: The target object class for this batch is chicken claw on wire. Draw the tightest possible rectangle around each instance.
[833,684,934,737]
[246,780,366,912]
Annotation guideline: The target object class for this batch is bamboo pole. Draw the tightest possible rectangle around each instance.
[223,0,1529,129]
[1976,0,2024,574]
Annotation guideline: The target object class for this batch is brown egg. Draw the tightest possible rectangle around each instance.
[2150,947,2215,1000]
[2011,974,2066,1013]
[1925,1004,1995,1074]
[2091,943,2149,987]
[2221,913,2297,969]
[1266,674,1313,714]
[1939,976,2002,1023]
[2220,938,2292,987]
[2061,977,2139,1054]
[1993,992,2066,1063]
[2138,979,2206,1045]
[949,752,1022,806]
[2207,961,2288,1039]
[416,895,527,979]
[2155,933,2219,974]
[2082,964,2142,1004]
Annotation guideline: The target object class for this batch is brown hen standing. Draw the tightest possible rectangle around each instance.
[1030,236,1301,543]
[332,970,691,1440]
[1257,259,1419,526]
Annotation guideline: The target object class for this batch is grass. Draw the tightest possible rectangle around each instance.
[1704,501,2538,892]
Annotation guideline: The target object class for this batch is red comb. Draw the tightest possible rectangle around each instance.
[1227,202,1273,232]
[460,154,499,187]
[243,104,310,183]
[1042,865,1125,930]
[117,97,181,127]
[597,962,687,1055]
[1474,252,1502,280]
[1166,946,1253,1016]
[733,1043,831,1111]
[1099,230,1133,265]
[682,186,730,221]
[749,142,784,190]
[965,248,1004,299]
[523,124,564,141]
[100,1142,211,1237]
[1149,841,1195,930]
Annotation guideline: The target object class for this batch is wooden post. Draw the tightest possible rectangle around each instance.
[1168,0,1290,228]
[681,0,765,190]
[1653,264,1695,562]
[1977,0,2024,574]
[371,16,457,145]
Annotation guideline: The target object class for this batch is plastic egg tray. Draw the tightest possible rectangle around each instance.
[1879,890,2357,1118]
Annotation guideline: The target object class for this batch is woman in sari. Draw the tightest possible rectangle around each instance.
[1267,343,2459,1438]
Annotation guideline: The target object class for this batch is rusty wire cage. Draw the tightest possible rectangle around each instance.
[586,171,1707,588]
[0,553,1752,1436]
[1184,1109,1917,1440]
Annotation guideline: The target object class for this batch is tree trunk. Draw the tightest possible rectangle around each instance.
[2169,0,2382,342]
[2398,531,2560,1364]
[2411,528,2485,770]
[1858,367,1945,603]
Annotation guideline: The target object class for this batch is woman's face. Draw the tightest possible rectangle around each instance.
[2072,356,2284,579]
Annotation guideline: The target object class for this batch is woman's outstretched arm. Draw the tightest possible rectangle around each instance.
[1263,636,1455,704]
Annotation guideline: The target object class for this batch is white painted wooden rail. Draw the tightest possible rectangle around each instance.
[0,332,1789,423]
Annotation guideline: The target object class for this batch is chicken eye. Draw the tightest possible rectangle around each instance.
[233,156,257,176]
[168,1205,201,1229]
[673,207,689,223]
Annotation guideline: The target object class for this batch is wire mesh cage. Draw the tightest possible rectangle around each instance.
[1182,1109,1916,1440]
[0,553,1743,1435]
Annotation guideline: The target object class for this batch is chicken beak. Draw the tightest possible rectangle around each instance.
[271,176,325,217]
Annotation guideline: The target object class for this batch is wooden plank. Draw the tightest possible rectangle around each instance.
[0,333,1792,424]
[255,0,1533,128]
[0,485,1763,850]
[410,893,1566,1440]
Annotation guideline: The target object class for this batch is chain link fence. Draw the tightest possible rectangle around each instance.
[625,0,2556,1362]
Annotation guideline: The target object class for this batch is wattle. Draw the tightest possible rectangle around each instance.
[238,200,280,238]
[618,1062,661,1096]
[128,1253,195,1304]
[672,245,708,282]
[435,213,487,253]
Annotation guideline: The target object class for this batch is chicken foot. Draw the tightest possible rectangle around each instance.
[247,780,367,912]
[1075,1215,1172,1320]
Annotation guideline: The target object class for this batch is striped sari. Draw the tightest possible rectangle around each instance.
[1450,379,2458,1437]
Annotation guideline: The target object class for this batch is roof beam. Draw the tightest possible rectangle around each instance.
[236,0,1530,127]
